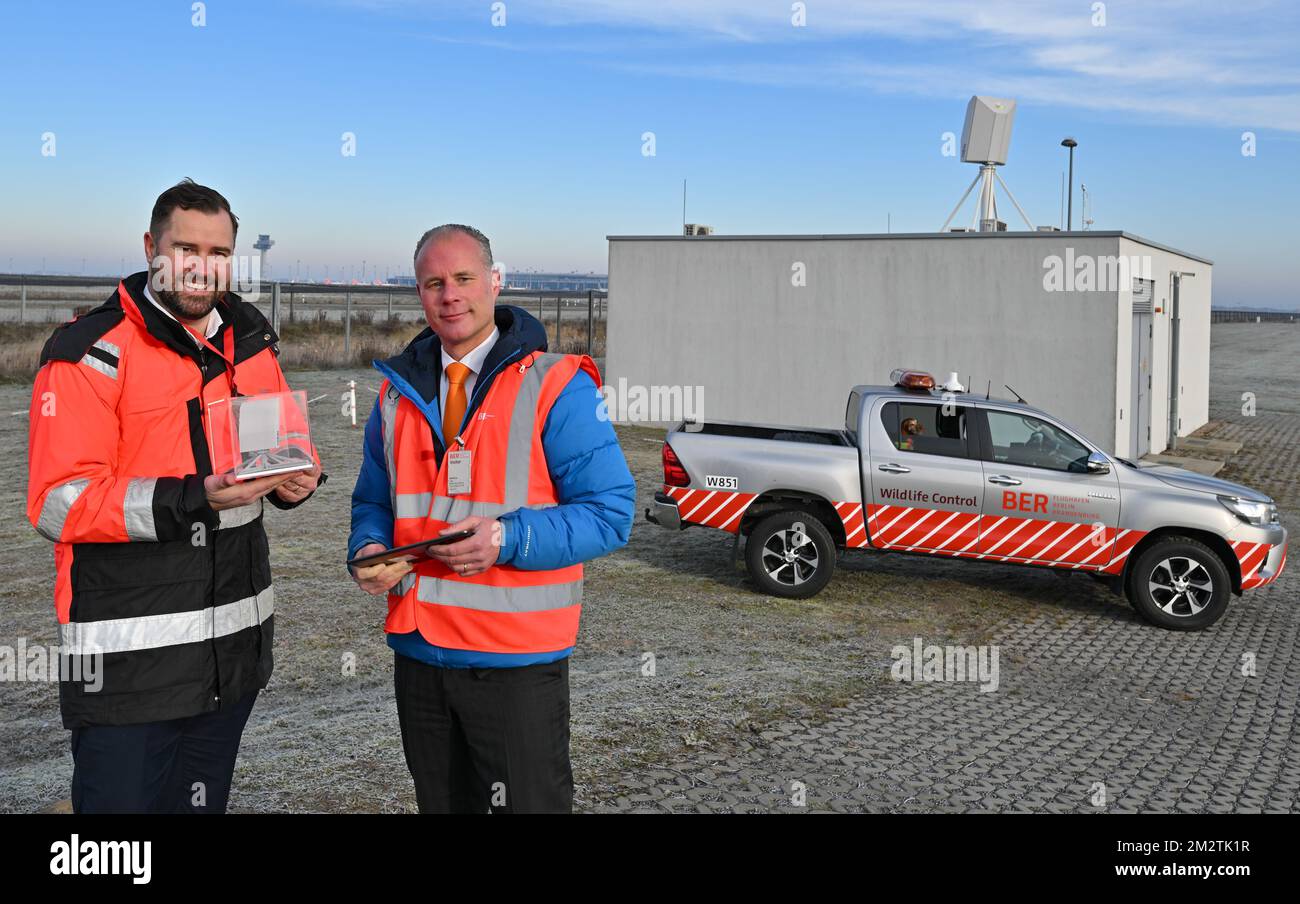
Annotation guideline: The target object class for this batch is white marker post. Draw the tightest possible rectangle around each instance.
[341,380,357,427]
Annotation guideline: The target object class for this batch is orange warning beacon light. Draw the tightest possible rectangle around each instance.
[890,368,936,391]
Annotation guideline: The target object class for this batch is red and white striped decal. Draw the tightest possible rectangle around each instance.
[835,502,871,548]
[663,485,756,534]
[1234,540,1279,590]
[860,504,1147,572]
[670,486,1191,582]
[865,504,981,554]
[978,516,1087,564]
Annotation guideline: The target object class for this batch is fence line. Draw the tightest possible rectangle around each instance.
[0,274,609,356]
[1210,309,1298,324]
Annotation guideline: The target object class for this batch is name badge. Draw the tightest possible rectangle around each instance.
[447,450,472,495]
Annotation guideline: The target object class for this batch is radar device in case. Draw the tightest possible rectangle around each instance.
[207,390,315,481]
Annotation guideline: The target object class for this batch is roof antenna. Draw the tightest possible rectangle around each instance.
[985,380,991,400]
[1005,384,1027,404]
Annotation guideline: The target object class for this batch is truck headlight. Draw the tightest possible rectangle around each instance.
[1218,495,1279,526]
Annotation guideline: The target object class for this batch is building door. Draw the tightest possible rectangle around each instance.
[1130,279,1154,458]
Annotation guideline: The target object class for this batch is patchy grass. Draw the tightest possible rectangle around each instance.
[0,325,52,383]
[0,308,606,381]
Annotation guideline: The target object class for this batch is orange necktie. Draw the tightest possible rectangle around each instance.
[443,362,471,445]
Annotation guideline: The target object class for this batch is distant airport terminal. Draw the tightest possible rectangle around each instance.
[386,272,608,292]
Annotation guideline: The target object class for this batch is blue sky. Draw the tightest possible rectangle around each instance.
[1,0,1298,306]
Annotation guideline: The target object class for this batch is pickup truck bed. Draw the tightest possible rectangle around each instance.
[687,420,851,446]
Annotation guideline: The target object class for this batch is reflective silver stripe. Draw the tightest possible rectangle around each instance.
[432,496,506,521]
[36,478,90,541]
[394,492,433,519]
[416,575,581,613]
[79,353,118,380]
[381,385,401,517]
[503,353,566,510]
[58,587,274,656]
[399,495,556,522]
[218,498,263,529]
[93,338,121,357]
[394,572,416,597]
[123,477,157,541]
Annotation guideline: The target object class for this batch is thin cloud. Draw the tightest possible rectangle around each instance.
[330,0,1300,131]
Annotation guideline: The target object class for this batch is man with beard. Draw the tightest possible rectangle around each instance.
[26,178,322,813]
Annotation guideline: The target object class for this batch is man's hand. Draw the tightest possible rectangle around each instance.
[351,542,413,595]
[204,471,294,511]
[274,463,321,504]
[424,516,503,578]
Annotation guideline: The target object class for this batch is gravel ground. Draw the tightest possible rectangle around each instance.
[0,323,1295,812]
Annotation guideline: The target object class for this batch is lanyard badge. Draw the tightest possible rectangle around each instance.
[447,434,472,496]
[444,354,530,496]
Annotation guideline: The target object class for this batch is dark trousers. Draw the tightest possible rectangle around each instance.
[69,691,258,814]
[394,653,572,813]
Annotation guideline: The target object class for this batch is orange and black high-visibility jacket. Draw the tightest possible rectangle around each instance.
[26,271,321,728]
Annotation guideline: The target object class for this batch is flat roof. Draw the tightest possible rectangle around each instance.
[606,230,1213,266]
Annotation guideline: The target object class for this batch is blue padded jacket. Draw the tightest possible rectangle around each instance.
[348,304,636,668]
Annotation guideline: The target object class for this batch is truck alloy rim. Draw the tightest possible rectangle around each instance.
[761,529,819,586]
[1148,557,1214,617]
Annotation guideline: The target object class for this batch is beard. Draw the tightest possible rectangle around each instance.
[148,266,224,321]
[155,287,222,321]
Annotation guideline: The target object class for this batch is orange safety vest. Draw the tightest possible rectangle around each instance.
[379,350,598,655]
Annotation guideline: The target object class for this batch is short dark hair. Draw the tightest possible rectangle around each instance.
[149,178,238,240]
[413,224,493,272]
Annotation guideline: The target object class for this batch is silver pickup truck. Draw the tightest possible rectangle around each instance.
[647,369,1287,630]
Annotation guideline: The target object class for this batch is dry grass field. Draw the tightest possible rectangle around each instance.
[0,305,605,380]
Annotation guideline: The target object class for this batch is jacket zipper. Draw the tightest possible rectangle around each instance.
[198,342,224,708]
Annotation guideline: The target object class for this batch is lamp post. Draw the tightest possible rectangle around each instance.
[1061,137,1077,230]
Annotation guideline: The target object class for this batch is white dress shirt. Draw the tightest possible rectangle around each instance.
[142,283,222,346]
[440,326,499,439]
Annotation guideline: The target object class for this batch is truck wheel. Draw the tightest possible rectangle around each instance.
[745,511,835,599]
[1126,537,1231,630]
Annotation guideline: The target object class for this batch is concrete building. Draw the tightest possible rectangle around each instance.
[605,231,1211,458]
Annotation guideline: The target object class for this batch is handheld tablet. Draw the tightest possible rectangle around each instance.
[347,530,476,569]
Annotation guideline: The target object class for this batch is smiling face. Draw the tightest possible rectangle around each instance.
[143,207,235,325]
[415,230,501,358]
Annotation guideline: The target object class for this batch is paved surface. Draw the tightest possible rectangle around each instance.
[587,323,1300,813]
[2,323,1295,813]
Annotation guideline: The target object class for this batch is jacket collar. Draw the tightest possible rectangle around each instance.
[118,271,267,364]
[373,304,549,449]
[376,304,548,407]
